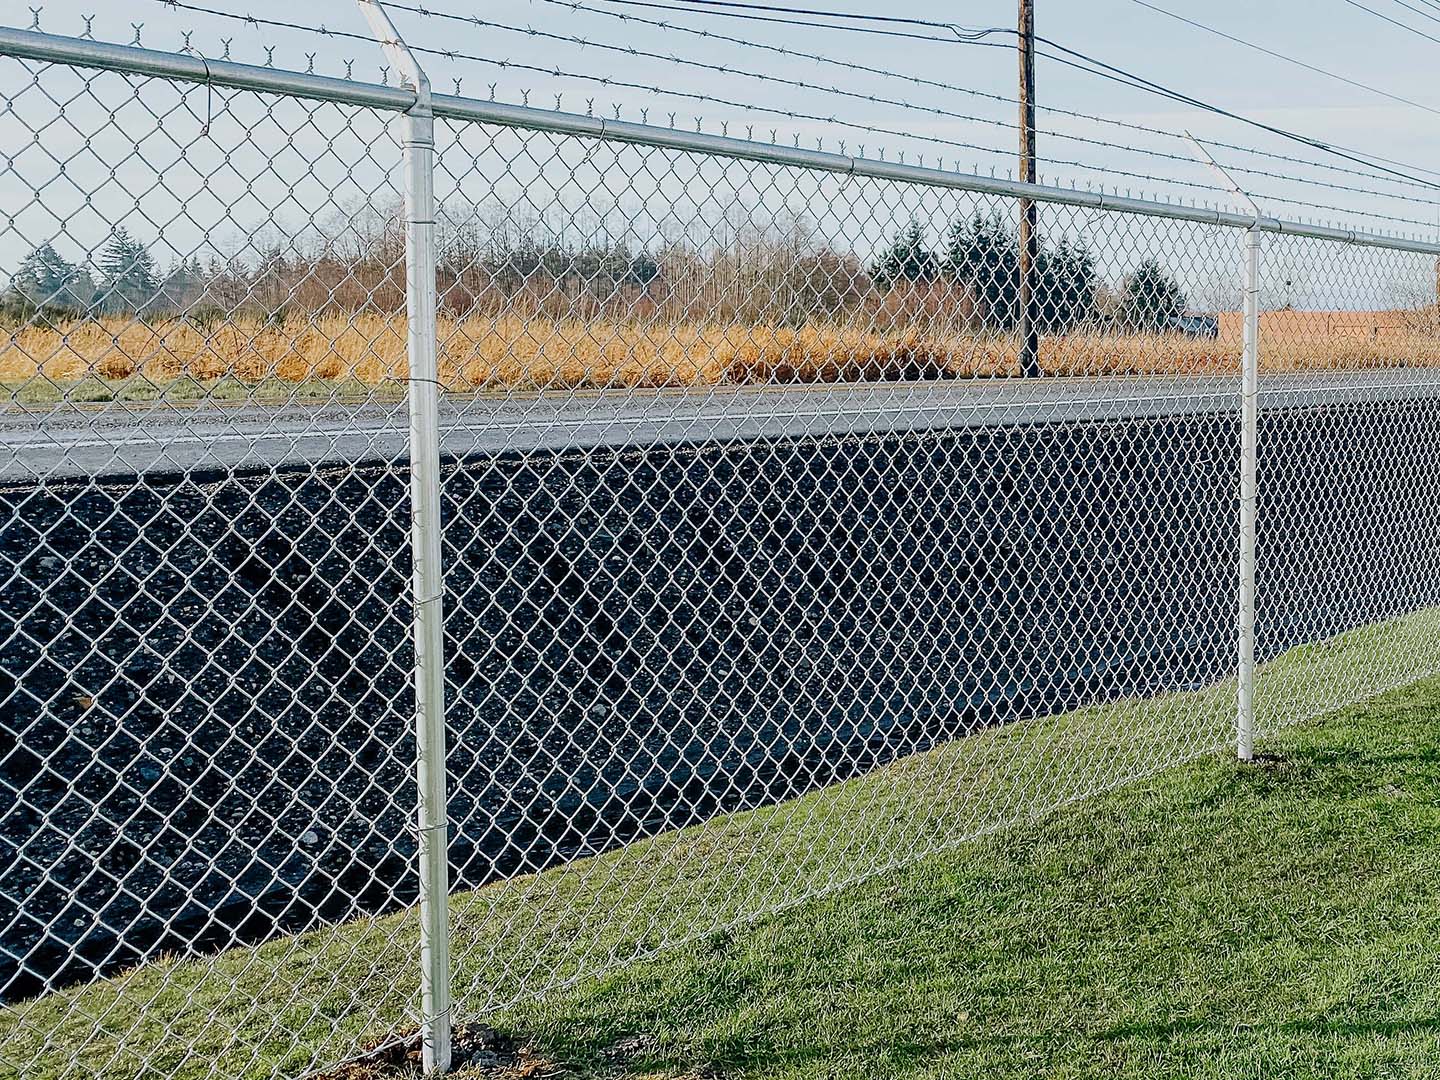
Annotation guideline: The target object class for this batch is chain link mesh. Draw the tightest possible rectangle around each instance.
[1,55,426,1079]
[430,121,1248,1024]
[4,30,1440,1080]
[1251,235,1440,733]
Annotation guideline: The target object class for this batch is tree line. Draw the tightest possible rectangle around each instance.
[3,212,1191,333]
[2,230,193,322]
[871,212,1189,332]
[0,225,663,325]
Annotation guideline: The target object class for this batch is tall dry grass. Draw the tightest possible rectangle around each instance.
[3,311,1438,394]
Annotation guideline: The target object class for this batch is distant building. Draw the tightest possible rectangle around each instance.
[1168,313,1220,338]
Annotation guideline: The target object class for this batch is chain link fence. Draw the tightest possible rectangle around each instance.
[4,17,1440,1080]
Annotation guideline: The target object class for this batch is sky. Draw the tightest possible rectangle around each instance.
[4,0,1440,306]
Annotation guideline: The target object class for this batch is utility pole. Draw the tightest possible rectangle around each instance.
[1017,0,1041,378]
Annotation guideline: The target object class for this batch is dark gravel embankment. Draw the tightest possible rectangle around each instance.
[3,399,1439,1000]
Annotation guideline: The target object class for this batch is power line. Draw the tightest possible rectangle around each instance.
[1034,35,1440,188]
[539,0,1440,196]
[589,0,1440,189]
[383,4,1032,135]
[584,0,1016,46]
[1017,0,1040,378]
[145,0,1440,215]
[379,18,1440,223]
[377,1,1440,220]
[142,1,1038,174]
[384,0,1440,209]
[1129,0,1440,119]
[1387,0,1440,25]
[636,0,1002,36]
[1339,0,1440,45]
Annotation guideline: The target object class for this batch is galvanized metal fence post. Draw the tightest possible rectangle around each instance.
[354,1,451,1070]
[1183,135,1263,764]
[1237,224,1262,762]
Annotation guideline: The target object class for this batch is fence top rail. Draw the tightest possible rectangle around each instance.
[4,24,1440,257]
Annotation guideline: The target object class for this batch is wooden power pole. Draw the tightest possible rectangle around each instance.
[1017,0,1041,377]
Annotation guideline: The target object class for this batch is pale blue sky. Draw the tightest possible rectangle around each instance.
[4,1,1439,305]
[17,0,1438,188]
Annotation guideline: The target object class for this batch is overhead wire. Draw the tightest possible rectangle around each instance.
[533,0,1440,201]
[576,0,1017,46]
[145,0,1440,227]
[386,7,1229,172]
[601,0,1010,39]
[1033,35,1440,187]
[150,0,1205,195]
[1386,0,1440,26]
[587,0,1440,189]
[1128,0,1440,119]
[385,13,1440,225]
[1338,0,1440,45]
[381,0,1440,214]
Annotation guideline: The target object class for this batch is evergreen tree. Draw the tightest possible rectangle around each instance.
[945,211,1019,326]
[1122,258,1187,330]
[1036,238,1097,332]
[160,256,207,312]
[484,232,547,293]
[625,249,661,288]
[871,220,940,287]
[95,227,159,314]
[594,243,661,289]
[7,242,91,311]
[945,213,1096,332]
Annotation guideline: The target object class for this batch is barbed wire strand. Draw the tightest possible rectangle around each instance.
[144,0,1226,195]
[539,0,1440,197]
[384,0,1440,212]
[142,1,1440,230]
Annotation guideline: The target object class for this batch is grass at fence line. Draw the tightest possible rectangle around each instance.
[5,312,1440,399]
[4,608,1440,1079]
[506,671,1440,1080]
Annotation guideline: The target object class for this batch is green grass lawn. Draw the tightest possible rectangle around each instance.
[495,677,1440,1080]
[6,610,1440,1080]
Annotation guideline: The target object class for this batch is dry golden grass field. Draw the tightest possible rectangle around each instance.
[3,310,1439,397]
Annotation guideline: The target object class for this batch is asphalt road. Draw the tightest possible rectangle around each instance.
[4,369,1440,480]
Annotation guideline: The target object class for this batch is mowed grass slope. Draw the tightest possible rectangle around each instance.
[5,609,1440,1079]
[510,677,1440,1080]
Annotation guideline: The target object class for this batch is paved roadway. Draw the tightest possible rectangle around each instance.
[4,369,1440,480]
